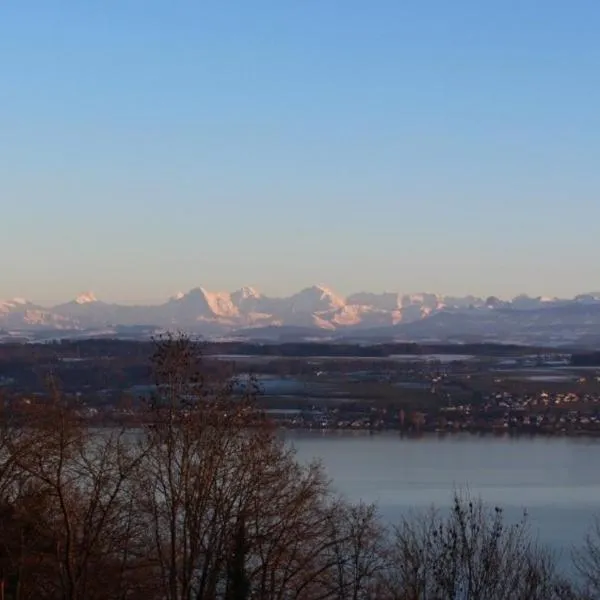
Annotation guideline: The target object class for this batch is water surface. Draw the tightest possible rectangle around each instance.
[288,432,600,560]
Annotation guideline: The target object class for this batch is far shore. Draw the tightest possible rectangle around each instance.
[86,422,600,439]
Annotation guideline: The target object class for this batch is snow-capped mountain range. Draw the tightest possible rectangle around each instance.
[2,286,600,345]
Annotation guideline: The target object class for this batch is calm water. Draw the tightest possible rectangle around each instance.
[287,431,600,561]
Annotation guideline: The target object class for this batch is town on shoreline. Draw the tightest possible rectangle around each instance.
[1,339,600,437]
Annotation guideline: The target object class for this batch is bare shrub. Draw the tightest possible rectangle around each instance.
[382,492,573,600]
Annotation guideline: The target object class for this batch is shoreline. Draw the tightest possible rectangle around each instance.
[278,426,600,438]
[88,421,600,439]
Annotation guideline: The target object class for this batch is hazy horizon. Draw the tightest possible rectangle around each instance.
[2,2,599,305]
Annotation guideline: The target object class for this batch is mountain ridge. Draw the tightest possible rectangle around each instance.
[2,286,600,344]
[6,286,600,311]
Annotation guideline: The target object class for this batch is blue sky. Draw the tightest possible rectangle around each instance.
[1,1,599,304]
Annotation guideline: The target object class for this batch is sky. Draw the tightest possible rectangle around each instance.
[1,1,599,305]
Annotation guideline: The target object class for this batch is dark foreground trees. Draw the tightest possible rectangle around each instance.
[384,497,577,600]
[0,334,598,599]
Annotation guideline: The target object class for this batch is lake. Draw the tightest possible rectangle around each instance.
[287,431,600,565]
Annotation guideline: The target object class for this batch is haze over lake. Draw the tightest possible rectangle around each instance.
[288,432,600,561]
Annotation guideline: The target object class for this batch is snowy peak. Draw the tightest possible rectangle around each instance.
[0,298,36,314]
[2,285,600,344]
[170,287,238,319]
[233,286,261,300]
[201,289,238,318]
[287,285,345,312]
[347,291,401,311]
[8,297,28,306]
[75,292,98,305]
[347,292,446,315]
[169,287,212,311]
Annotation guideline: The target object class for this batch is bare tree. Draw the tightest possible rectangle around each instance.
[5,389,149,600]
[314,501,388,600]
[135,334,386,600]
[573,517,600,599]
[382,492,574,600]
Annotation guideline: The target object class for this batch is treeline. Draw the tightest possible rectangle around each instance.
[215,341,547,358]
[0,336,599,599]
[0,338,551,362]
[0,338,552,394]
